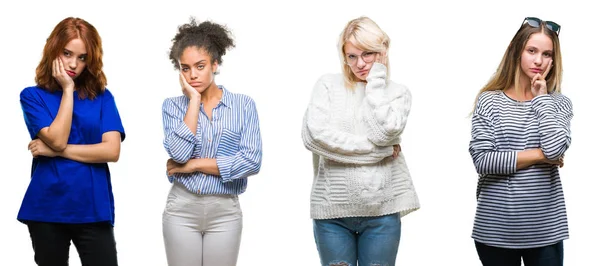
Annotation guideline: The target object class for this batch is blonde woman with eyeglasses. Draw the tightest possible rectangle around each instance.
[301,16,419,266]
[469,17,571,266]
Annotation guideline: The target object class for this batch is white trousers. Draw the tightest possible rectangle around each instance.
[162,182,243,266]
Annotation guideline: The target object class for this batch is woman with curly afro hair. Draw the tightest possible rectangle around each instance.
[160,18,262,266]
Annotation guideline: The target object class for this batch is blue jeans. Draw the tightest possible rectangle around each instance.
[313,213,401,266]
[475,241,564,266]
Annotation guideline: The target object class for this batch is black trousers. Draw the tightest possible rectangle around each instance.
[27,221,118,266]
[475,241,563,266]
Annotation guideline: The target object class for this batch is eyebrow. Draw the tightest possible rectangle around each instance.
[64,48,88,57]
[180,60,208,67]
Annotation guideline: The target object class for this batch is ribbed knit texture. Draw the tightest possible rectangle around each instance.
[302,63,419,219]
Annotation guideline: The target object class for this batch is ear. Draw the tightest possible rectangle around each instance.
[212,61,219,75]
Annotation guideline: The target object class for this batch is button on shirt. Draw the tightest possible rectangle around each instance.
[162,86,262,195]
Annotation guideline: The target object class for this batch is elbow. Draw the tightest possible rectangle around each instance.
[47,140,67,152]
[108,152,120,163]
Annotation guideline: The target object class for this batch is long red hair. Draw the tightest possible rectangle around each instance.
[35,17,106,99]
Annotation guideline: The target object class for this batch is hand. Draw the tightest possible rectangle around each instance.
[28,139,58,158]
[392,144,401,159]
[179,73,200,100]
[544,155,564,168]
[531,59,553,97]
[52,58,74,92]
[166,158,196,176]
[374,51,387,64]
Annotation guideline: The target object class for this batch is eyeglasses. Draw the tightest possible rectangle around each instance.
[522,17,561,36]
[345,51,377,66]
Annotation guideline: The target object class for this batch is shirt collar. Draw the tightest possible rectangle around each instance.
[218,85,233,109]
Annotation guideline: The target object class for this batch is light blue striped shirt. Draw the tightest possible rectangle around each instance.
[162,86,262,195]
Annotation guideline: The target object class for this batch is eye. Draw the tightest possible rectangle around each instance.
[542,52,553,57]
[78,55,87,61]
[528,48,535,54]
[181,67,189,72]
[63,51,71,57]
[347,55,357,60]
[197,65,205,70]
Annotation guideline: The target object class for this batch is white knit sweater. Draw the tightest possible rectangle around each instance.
[302,63,420,219]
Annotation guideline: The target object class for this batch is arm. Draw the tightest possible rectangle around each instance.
[531,94,573,160]
[362,63,411,146]
[57,131,121,163]
[302,75,393,164]
[20,88,73,151]
[167,158,220,176]
[469,99,553,175]
[216,99,262,182]
[162,97,202,163]
[29,131,121,163]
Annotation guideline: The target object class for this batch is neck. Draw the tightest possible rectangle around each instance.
[200,82,221,103]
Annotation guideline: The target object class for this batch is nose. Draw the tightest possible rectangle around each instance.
[356,56,367,68]
[533,53,543,66]
[66,57,77,70]
[189,68,198,80]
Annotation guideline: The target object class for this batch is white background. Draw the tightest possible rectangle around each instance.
[1,0,598,265]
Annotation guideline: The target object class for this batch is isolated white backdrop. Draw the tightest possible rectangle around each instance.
[1,0,597,265]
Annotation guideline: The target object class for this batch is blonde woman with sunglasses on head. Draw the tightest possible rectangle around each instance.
[302,17,419,266]
[469,17,571,266]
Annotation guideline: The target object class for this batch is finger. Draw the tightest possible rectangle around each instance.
[542,59,553,79]
[58,57,65,75]
[52,59,58,77]
[531,73,541,86]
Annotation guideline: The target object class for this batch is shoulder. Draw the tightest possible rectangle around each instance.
[475,90,502,114]
[315,73,344,88]
[20,86,48,100]
[550,92,572,106]
[162,95,188,109]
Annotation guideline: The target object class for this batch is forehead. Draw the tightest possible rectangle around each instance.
[344,41,365,54]
[525,32,554,50]
[180,46,211,62]
[64,38,87,54]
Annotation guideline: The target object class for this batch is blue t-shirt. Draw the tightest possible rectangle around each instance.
[18,86,125,225]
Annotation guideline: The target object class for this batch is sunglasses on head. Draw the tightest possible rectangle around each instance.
[522,17,561,35]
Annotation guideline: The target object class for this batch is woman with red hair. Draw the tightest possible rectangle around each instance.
[19,17,125,266]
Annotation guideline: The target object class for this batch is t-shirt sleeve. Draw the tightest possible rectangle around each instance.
[101,89,126,141]
[20,88,53,140]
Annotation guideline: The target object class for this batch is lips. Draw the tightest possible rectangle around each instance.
[189,82,202,87]
[66,70,76,77]
[531,68,543,73]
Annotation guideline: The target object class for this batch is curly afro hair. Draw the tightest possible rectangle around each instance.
[169,17,235,70]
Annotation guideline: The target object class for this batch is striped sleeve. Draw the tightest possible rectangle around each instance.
[362,63,411,146]
[216,98,262,182]
[469,94,517,175]
[162,97,201,163]
[531,94,573,160]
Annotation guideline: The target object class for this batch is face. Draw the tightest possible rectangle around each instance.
[520,32,554,79]
[179,46,218,93]
[59,38,87,79]
[344,42,377,81]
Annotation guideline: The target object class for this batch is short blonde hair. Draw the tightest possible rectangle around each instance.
[338,17,390,89]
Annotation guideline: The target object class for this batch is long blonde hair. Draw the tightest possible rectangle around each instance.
[473,20,563,111]
[338,17,390,89]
